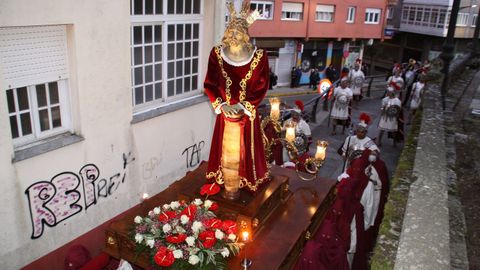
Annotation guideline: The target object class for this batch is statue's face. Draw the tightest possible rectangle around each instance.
[224,27,249,49]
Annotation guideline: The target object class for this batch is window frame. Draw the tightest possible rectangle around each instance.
[386,6,394,20]
[456,12,469,26]
[281,2,303,21]
[315,4,335,22]
[472,14,478,27]
[250,1,274,20]
[365,8,381,24]
[346,6,356,23]
[130,0,204,115]
[7,80,72,148]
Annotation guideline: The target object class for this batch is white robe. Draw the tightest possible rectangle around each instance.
[379,97,401,131]
[409,82,424,110]
[331,86,353,120]
[348,69,365,96]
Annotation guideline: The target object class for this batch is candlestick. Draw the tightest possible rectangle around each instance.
[269,97,281,121]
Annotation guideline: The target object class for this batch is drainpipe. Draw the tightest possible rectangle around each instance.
[305,0,311,41]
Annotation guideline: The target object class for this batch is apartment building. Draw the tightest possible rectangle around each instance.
[244,0,388,84]
[0,0,225,269]
[374,0,479,71]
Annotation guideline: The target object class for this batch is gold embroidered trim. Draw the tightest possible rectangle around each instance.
[206,168,224,185]
[214,46,263,105]
[207,167,270,192]
[212,97,222,109]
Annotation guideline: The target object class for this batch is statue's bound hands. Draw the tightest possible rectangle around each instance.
[221,103,245,119]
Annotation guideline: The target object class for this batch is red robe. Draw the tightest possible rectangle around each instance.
[204,46,270,192]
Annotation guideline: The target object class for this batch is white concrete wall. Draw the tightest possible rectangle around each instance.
[0,0,219,268]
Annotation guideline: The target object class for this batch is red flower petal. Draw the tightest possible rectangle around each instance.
[154,246,175,267]
[158,211,177,222]
[200,183,221,196]
[222,220,237,235]
[199,230,217,248]
[209,203,219,211]
[166,233,187,244]
[203,218,222,229]
[180,205,197,221]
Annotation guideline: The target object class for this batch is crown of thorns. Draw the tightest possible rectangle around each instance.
[226,1,261,29]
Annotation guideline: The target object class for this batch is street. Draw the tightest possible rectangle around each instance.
[261,87,406,180]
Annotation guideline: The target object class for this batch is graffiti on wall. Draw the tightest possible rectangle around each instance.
[25,152,135,239]
[182,141,205,168]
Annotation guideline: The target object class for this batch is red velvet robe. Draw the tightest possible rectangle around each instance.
[204,46,270,192]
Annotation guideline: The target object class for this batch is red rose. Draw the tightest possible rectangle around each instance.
[180,204,197,221]
[158,211,176,222]
[209,203,219,211]
[154,246,175,267]
[200,183,220,196]
[222,220,237,235]
[199,230,217,248]
[203,218,222,229]
[166,233,187,244]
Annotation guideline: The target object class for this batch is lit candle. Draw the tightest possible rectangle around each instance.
[269,97,281,121]
[242,231,249,242]
[315,141,328,161]
[285,122,296,143]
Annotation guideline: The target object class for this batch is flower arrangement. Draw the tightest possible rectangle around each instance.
[133,184,240,269]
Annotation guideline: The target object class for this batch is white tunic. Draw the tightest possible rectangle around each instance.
[379,97,402,131]
[348,69,365,96]
[331,86,353,120]
[341,135,379,155]
[387,75,404,93]
[362,164,382,229]
[409,81,425,110]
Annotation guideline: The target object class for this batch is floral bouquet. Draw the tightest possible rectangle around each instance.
[133,194,240,269]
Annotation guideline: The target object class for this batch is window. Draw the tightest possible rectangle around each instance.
[282,2,303,20]
[0,25,72,147]
[347,6,356,23]
[131,0,203,113]
[457,13,469,26]
[315,4,335,22]
[422,8,431,26]
[415,7,423,25]
[365,8,381,24]
[472,14,478,26]
[250,1,274,20]
[387,6,394,20]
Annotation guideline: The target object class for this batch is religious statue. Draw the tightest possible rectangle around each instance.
[204,1,270,200]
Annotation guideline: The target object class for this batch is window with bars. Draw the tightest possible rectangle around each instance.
[6,80,70,145]
[347,6,356,23]
[250,1,274,19]
[365,8,381,24]
[130,0,202,113]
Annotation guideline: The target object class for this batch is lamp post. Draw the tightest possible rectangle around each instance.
[439,0,461,110]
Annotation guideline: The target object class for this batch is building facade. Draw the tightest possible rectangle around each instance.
[373,0,480,72]
[243,0,389,84]
[0,0,227,269]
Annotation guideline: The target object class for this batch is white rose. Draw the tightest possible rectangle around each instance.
[148,210,154,217]
[191,221,203,233]
[173,249,183,259]
[220,247,230,258]
[170,201,180,209]
[215,229,225,240]
[185,236,195,246]
[204,200,213,209]
[146,239,155,248]
[193,198,203,206]
[162,204,170,210]
[180,215,190,225]
[228,234,236,241]
[134,233,143,243]
[134,216,142,224]
[153,207,161,214]
[189,254,200,265]
[163,223,172,233]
